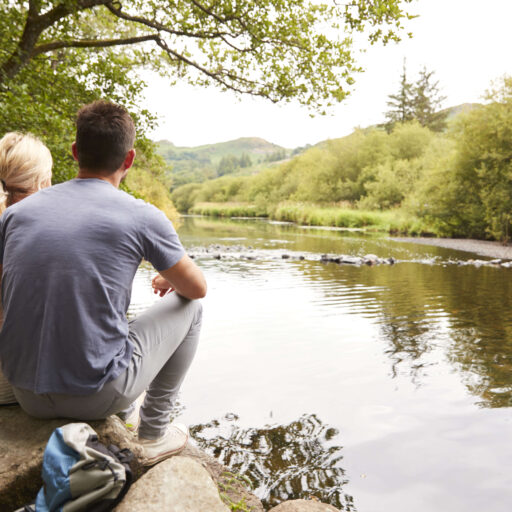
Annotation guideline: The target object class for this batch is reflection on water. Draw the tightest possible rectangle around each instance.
[191,413,354,510]
[296,259,512,407]
[129,216,512,512]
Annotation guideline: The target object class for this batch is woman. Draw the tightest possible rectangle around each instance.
[0,132,52,405]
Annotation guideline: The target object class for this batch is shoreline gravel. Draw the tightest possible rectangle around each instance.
[391,237,512,260]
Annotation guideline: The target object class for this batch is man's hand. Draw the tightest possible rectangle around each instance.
[154,255,207,300]
[152,274,174,297]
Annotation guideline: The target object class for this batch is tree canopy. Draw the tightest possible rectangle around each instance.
[2,1,415,110]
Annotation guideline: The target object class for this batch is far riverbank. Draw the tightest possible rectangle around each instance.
[393,237,512,260]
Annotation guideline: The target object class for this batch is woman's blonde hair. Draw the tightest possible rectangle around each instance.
[0,132,53,213]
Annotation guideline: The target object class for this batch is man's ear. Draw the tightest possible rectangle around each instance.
[71,142,79,162]
[123,149,136,170]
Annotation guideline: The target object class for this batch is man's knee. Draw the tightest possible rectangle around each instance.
[188,299,203,325]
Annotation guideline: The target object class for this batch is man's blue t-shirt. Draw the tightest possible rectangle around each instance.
[0,178,185,395]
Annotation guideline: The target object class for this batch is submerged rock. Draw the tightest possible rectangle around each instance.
[268,499,340,511]
[363,254,379,265]
[115,456,229,512]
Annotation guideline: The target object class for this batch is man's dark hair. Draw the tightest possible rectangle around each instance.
[75,101,136,173]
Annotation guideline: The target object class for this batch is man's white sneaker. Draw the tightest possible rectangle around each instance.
[139,423,189,466]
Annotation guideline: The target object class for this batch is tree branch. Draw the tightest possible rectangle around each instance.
[38,1,110,32]
[155,38,266,99]
[188,0,240,24]
[32,34,161,55]
[1,0,111,82]
[28,0,41,17]
[105,2,234,40]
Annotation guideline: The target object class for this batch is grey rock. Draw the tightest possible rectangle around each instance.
[489,259,502,265]
[268,499,340,511]
[0,406,263,512]
[501,261,512,268]
[182,443,264,512]
[340,256,361,265]
[282,254,290,259]
[115,456,229,512]
[0,406,144,511]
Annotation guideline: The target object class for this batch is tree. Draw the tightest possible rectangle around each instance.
[239,153,252,168]
[410,76,512,241]
[454,76,512,241]
[385,63,447,132]
[385,59,414,128]
[2,1,415,109]
[412,67,447,131]
[217,154,239,176]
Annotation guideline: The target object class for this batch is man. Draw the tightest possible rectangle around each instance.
[0,101,206,465]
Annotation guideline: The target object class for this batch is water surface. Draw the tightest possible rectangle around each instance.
[129,217,512,511]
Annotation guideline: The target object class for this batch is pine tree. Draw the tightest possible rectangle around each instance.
[239,153,252,168]
[413,67,447,132]
[385,59,414,129]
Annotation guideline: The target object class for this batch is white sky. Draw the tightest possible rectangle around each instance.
[143,0,512,149]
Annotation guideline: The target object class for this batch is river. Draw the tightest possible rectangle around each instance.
[129,216,512,512]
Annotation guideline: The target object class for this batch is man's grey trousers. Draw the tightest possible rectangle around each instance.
[13,293,202,439]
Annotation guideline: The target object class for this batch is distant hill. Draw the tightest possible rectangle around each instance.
[442,102,481,121]
[159,105,479,191]
[156,137,290,189]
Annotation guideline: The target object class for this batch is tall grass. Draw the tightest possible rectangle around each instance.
[189,202,268,218]
[273,202,418,233]
[188,201,429,234]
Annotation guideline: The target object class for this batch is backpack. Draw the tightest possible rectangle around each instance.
[17,422,133,512]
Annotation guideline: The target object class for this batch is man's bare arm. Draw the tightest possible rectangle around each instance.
[154,255,207,300]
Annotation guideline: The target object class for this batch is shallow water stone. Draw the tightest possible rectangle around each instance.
[115,456,229,512]
[341,256,361,265]
[268,499,340,511]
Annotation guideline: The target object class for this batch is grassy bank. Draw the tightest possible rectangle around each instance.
[189,202,268,218]
[189,201,426,234]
